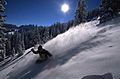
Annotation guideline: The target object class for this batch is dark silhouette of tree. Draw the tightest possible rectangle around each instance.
[99,0,120,23]
[0,0,6,61]
[74,0,87,25]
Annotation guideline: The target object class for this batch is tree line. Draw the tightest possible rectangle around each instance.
[74,0,120,25]
[1,20,74,59]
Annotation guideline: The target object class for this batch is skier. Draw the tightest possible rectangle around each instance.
[31,45,52,61]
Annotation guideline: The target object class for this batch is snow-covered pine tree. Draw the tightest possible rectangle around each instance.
[111,0,120,15]
[99,0,120,23]
[14,31,24,56]
[20,28,25,51]
[87,7,100,21]
[74,0,87,25]
[0,0,6,61]
[99,0,109,23]
[42,27,50,43]
[5,34,12,56]
[35,26,41,44]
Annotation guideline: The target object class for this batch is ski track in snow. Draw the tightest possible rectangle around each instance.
[0,17,120,79]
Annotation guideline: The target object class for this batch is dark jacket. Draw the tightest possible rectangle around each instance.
[32,49,52,59]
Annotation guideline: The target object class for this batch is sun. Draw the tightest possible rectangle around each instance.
[61,3,69,13]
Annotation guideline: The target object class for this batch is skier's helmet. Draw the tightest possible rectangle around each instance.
[38,45,42,50]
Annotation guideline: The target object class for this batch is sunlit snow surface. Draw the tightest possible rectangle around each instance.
[0,17,120,79]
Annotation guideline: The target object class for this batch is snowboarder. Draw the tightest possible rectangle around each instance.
[31,45,52,61]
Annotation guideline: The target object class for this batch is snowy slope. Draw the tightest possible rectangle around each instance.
[0,17,120,79]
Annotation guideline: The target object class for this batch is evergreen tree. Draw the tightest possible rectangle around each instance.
[111,0,120,15]
[74,0,87,25]
[14,31,23,56]
[20,28,25,51]
[87,7,100,21]
[11,47,15,56]
[67,20,74,28]
[5,35,12,56]
[42,27,50,43]
[0,0,6,60]
[99,0,120,23]
[34,26,41,44]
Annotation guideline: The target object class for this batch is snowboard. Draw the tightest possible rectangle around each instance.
[35,56,53,64]
[35,59,47,64]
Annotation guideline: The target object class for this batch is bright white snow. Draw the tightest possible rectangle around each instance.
[0,17,120,79]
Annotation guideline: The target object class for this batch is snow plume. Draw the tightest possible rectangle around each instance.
[44,20,99,56]
[42,18,120,79]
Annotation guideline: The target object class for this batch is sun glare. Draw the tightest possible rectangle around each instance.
[61,3,69,13]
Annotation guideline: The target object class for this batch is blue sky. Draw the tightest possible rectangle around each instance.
[5,0,101,26]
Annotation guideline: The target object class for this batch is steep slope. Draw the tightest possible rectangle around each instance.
[42,17,120,79]
[0,17,120,79]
